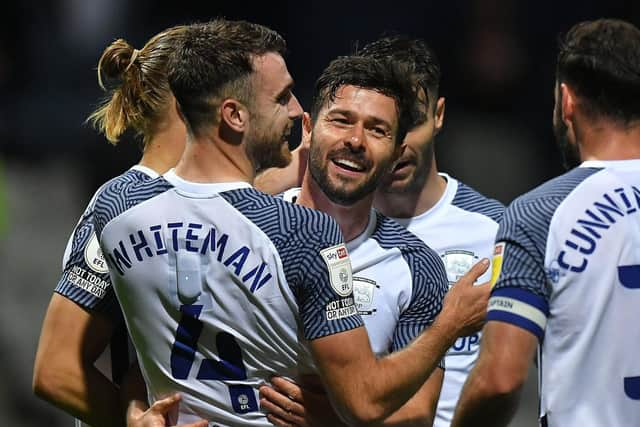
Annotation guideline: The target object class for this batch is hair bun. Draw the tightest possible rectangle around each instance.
[97,39,139,90]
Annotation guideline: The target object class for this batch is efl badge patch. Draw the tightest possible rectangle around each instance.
[84,233,109,274]
[320,244,353,297]
[490,242,505,288]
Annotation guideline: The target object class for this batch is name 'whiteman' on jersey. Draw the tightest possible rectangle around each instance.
[92,170,363,427]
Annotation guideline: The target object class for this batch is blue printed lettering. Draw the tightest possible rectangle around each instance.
[112,241,132,273]
[168,222,184,252]
[243,262,272,293]
[130,230,153,262]
[558,188,639,273]
[104,221,273,292]
[185,223,202,253]
[150,224,167,255]
[224,246,250,275]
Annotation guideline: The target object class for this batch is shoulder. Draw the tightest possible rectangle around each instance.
[451,179,505,223]
[505,166,603,227]
[93,172,173,237]
[372,213,445,275]
[219,188,343,246]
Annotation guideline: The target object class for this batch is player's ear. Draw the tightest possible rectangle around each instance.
[220,98,249,133]
[174,99,186,125]
[434,97,445,136]
[560,83,576,143]
[301,112,313,148]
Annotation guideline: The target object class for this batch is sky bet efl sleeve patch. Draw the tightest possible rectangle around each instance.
[320,244,353,297]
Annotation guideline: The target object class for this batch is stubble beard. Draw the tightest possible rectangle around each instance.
[308,138,391,206]
[553,107,581,170]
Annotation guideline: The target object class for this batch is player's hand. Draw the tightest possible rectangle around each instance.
[259,377,308,427]
[126,394,208,427]
[438,258,491,338]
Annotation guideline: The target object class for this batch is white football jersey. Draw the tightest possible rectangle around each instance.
[57,166,158,427]
[283,188,449,360]
[389,174,503,427]
[57,165,157,427]
[93,170,362,427]
[488,160,640,426]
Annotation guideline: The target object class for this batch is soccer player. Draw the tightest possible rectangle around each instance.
[260,55,460,426]
[93,20,489,426]
[32,25,196,427]
[260,36,503,427]
[451,18,640,427]
[363,37,504,427]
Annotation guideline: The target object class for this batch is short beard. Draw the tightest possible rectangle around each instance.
[308,139,389,206]
[553,109,581,170]
[246,122,291,174]
[380,141,434,194]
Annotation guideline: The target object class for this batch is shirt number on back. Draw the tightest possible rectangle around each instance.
[170,304,259,413]
[619,265,640,400]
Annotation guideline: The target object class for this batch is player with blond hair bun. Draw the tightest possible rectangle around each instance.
[33,25,202,427]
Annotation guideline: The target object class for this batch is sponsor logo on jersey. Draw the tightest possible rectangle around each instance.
[490,242,505,288]
[448,333,481,355]
[441,250,478,286]
[353,276,379,315]
[320,244,353,297]
[84,233,109,274]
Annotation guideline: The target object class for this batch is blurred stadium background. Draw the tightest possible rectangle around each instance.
[0,1,637,426]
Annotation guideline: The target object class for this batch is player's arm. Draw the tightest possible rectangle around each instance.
[452,205,550,427]
[450,321,536,427]
[255,112,311,195]
[33,294,124,427]
[261,368,443,427]
[309,260,489,426]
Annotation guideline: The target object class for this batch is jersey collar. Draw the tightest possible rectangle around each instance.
[163,169,252,195]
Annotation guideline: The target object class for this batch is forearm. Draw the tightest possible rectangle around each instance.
[379,367,442,427]
[451,322,536,427]
[450,373,521,427]
[34,360,123,427]
[363,320,455,421]
[315,319,456,425]
[33,295,123,427]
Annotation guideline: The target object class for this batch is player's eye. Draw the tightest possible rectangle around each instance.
[277,91,292,105]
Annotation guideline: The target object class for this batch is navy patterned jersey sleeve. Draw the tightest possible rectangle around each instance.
[54,169,153,318]
[93,176,174,239]
[451,181,505,222]
[220,189,363,340]
[373,214,448,356]
[489,167,601,340]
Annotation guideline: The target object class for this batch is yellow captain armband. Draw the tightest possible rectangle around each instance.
[490,242,506,288]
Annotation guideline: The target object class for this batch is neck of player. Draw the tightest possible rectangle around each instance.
[138,102,186,175]
[297,170,374,242]
[578,118,640,161]
[174,128,255,184]
[374,157,447,219]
